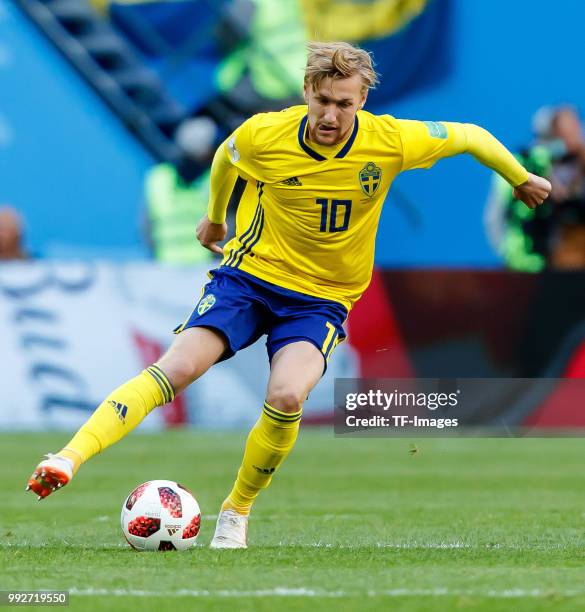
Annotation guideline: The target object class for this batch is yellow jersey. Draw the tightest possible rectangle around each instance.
[215,105,527,311]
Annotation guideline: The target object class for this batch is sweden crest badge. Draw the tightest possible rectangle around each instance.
[359,162,382,197]
[197,294,216,315]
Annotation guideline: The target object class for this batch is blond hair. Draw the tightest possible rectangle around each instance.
[304,42,379,92]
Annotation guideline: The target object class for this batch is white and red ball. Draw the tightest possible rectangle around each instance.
[121,480,201,551]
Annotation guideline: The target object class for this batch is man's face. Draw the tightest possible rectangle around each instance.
[304,74,367,146]
[0,210,21,254]
[553,109,584,154]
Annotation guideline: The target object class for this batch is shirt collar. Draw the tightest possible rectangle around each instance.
[297,115,359,161]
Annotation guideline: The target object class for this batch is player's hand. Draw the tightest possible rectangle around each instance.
[512,173,552,209]
[196,215,227,255]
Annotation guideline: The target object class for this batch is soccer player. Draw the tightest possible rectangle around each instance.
[26,42,551,548]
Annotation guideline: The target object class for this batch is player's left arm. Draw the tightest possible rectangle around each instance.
[397,119,551,209]
[459,123,551,209]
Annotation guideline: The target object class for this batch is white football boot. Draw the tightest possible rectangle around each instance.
[26,453,74,500]
[209,508,249,549]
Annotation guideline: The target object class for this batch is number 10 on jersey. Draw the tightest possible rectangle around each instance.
[316,199,352,233]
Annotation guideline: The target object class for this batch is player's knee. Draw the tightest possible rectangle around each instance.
[266,387,304,413]
[154,358,199,394]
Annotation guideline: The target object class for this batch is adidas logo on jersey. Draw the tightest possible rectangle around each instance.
[109,400,128,423]
[280,176,303,186]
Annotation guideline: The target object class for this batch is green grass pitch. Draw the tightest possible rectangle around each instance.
[1,430,585,611]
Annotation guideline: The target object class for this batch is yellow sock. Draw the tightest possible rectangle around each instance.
[223,402,302,515]
[57,365,174,472]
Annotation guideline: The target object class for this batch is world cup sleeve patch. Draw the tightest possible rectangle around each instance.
[227,136,240,162]
[423,121,448,139]
[197,294,216,315]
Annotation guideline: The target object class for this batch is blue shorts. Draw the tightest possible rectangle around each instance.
[174,267,347,371]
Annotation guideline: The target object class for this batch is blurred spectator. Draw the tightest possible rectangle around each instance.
[486,105,585,271]
[300,0,427,42]
[145,118,216,265]
[0,206,29,261]
[199,0,306,134]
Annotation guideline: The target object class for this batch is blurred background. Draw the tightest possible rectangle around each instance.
[1,0,585,432]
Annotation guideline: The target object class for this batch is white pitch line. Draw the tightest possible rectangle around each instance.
[66,587,585,599]
[377,542,471,549]
[319,514,357,520]
[89,514,218,524]
[5,540,577,551]
[276,541,573,550]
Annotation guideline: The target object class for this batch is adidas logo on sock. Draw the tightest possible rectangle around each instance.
[280,176,302,186]
[253,465,276,474]
[109,400,128,424]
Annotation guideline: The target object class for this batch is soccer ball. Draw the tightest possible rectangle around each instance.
[121,480,201,551]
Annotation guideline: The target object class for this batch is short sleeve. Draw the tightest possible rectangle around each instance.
[397,120,468,172]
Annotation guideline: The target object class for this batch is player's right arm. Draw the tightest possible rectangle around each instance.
[196,145,233,254]
[397,119,551,209]
[197,116,260,254]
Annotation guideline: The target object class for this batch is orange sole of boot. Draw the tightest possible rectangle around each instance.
[26,466,70,500]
